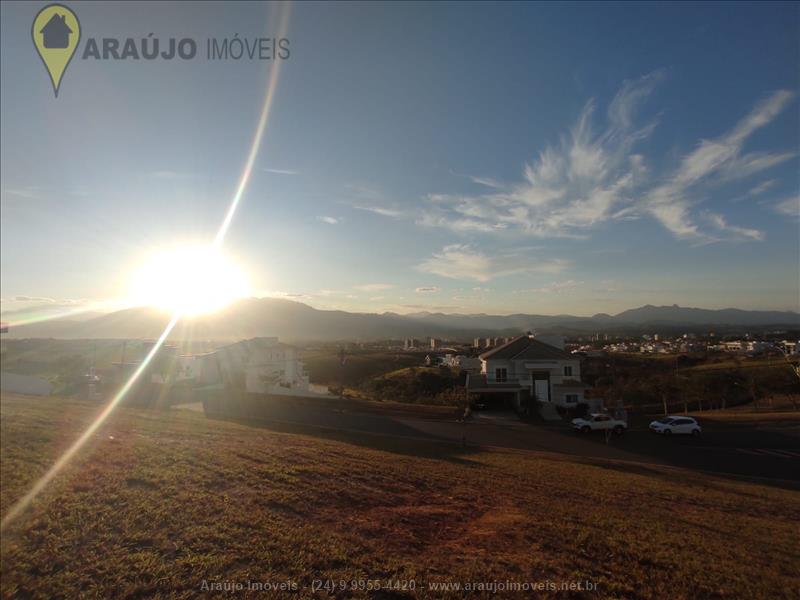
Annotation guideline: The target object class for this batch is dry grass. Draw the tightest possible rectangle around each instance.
[1,394,799,599]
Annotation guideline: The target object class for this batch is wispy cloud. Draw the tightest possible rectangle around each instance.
[748,179,777,197]
[355,283,395,292]
[317,216,341,225]
[515,280,584,294]
[703,212,765,242]
[12,295,57,303]
[417,244,568,282]
[399,304,461,311]
[1,187,42,200]
[353,205,404,218]
[774,196,800,219]
[346,183,405,218]
[644,90,795,241]
[415,286,440,293]
[369,75,793,244]
[150,170,194,180]
[262,167,299,175]
[259,290,312,300]
[416,71,665,238]
[468,175,505,189]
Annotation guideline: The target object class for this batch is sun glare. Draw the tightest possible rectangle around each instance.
[129,245,250,316]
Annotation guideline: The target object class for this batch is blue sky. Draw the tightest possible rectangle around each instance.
[1,1,798,318]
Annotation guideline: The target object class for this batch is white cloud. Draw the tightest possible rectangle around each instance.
[775,196,800,219]
[2,187,41,200]
[415,72,664,238]
[12,295,56,303]
[150,170,194,179]
[346,183,406,218]
[415,286,440,293]
[469,175,505,189]
[353,205,404,218]
[416,244,568,282]
[262,168,299,175]
[260,290,312,300]
[376,77,794,244]
[704,212,764,242]
[355,283,395,291]
[645,90,794,240]
[516,280,584,294]
[748,179,777,197]
[399,304,461,311]
[317,216,340,225]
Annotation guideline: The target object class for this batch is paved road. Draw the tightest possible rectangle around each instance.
[183,402,800,487]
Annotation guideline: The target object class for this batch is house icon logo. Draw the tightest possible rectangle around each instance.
[41,12,72,48]
[32,4,81,97]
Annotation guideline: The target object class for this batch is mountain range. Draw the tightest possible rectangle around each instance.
[2,299,798,342]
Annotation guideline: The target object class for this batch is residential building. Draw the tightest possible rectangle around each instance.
[196,337,321,397]
[441,353,481,371]
[466,334,588,413]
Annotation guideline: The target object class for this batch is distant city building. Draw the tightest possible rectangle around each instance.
[430,337,439,350]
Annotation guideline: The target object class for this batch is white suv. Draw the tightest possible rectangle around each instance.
[649,416,701,436]
[571,413,627,435]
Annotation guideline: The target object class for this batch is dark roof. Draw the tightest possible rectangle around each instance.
[41,14,72,34]
[479,335,572,361]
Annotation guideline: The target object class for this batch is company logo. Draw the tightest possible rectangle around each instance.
[32,3,81,97]
[31,3,290,99]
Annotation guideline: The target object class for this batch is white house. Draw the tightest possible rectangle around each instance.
[196,337,324,397]
[441,354,482,371]
[466,333,588,413]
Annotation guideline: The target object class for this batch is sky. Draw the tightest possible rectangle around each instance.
[1,1,799,319]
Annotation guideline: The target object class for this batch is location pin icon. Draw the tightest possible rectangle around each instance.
[32,4,81,97]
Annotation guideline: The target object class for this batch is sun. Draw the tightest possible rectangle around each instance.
[129,245,250,316]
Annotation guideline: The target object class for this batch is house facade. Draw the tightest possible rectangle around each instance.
[196,337,322,396]
[467,334,588,413]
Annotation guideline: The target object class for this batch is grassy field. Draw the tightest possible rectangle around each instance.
[1,394,799,599]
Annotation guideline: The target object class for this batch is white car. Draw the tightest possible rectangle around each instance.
[571,413,627,435]
[649,416,702,436]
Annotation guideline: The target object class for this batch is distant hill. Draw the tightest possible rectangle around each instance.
[2,299,798,341]
[610,304,800,326]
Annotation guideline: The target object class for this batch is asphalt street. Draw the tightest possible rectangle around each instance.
[184,402,800,487]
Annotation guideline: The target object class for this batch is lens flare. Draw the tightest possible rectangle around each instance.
[0,2,292,532]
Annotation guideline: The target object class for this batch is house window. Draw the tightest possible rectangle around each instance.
[564,366,573,377]
[495,368,508,383]
[565,394,579,404]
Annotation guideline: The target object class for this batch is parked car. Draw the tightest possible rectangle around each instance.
[571,413,627,435]
[649,416,702,436]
